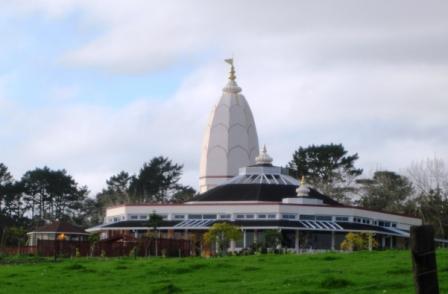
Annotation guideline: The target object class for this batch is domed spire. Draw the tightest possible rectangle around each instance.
[199,59,259,193]
[296,176,311,197]
[255,145,273,165]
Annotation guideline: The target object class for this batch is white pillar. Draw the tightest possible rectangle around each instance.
[331,231,335,251]
[230,240,236,253]
[295,230,300,253]
[277,229,282,250]
[243,230,247,248]
[390,236,393,249]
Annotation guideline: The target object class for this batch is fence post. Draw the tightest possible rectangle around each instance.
[410,225,439,294]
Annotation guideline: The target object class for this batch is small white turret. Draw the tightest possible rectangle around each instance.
[255,145,273,165]
[296,176,311,197]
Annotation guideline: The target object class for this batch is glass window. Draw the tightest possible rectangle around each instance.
[362,218,370,224]
[316,215,332,221]
[282,214,296,220]
[139,215,147,220]
[267,214,277,219]
[391,223,397,228]
[219,214,231,219]
[245,214,255,219]
[174,214,186,220]
[236,214,245,219]
[130,215,138,220]
[335,216,349,222]
[188,214,202,219]
[257,214,267,219]
[203,214,217,219]
[299,215,315,221]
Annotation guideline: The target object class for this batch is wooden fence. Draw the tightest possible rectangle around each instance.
[35,238,192,257]
[0,246,37,255]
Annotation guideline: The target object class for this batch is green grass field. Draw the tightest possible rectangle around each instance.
[1,250,447,294]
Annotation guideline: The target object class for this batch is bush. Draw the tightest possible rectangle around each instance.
[340,233,378,251]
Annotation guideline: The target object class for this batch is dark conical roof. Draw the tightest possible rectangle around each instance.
[191,183,342,206]
[34,222,87,234]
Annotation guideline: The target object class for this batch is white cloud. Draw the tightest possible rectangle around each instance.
[1,0,448,194]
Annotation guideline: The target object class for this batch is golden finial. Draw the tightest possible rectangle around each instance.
[224,58,236,81]
[300,175,305,186]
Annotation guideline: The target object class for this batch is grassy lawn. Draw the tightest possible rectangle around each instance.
[1,250,447,294]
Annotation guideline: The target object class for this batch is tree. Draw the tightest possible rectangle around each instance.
[94,171,132,223]
[0,163,14,213]
[79,198,103,227]
[129,156,183,203]
[406,157,448,238]
[357,171,414,213]
[414,187,448,238]
[88,233,100,257]
[146,212,164,257]
[21,167,88,223]
[170,186,196,203]
[87,158,193,225]
[263,230,283,249]
[407,157,448,195]
[203,223,242,256]
[288,144,362,202]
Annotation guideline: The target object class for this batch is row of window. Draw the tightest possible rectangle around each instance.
[352,217,397,228]
[108,213,397,228]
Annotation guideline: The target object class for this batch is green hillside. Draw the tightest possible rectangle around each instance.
[1,250,447,294]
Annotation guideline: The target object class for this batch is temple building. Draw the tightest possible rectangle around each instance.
[87,60,422,251]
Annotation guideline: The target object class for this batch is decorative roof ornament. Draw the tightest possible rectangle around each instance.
[296,175,311,197]
[255,145,273,165]
[224,58,236,81]
[223,58,242,93]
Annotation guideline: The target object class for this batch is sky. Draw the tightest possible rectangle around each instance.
[0,0,447,195]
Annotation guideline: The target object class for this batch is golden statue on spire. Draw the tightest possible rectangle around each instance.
[224,58,236,81]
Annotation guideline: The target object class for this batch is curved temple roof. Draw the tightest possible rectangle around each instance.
[199,60,259,193]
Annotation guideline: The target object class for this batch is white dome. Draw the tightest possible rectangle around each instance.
[199,60,259,192]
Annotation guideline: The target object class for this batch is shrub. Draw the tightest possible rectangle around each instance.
[203,223,242,256]
[340,233,378,251]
